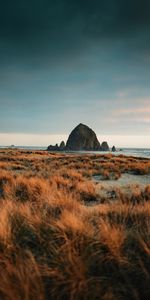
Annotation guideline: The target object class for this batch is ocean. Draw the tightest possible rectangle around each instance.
[0,146,150,159]
[114,148,150,159]
[78,148,150,159]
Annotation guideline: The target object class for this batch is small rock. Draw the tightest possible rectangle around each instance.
[112,145,116,152]
[59,141,65,150]
[100,141,109,151]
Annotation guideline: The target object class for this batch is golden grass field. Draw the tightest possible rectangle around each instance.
[0,148,150,300]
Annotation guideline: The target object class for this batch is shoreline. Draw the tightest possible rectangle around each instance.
[0,146,150,159]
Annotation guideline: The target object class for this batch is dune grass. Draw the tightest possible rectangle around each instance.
[0,149,149,299]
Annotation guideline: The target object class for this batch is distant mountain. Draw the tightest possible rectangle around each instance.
[47,123,111,151]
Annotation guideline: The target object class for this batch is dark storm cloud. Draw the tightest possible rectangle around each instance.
[0,0,150,60]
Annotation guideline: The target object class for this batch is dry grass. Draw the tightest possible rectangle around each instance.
[0,149,149,299]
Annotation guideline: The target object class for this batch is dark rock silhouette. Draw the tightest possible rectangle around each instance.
[112,145,116,152]
[59,141,65,150]
[65,123,100,151]
[47,123,113,152]
[100,141,109,151]
[47,144,59,151]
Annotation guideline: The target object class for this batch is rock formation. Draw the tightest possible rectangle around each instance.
[59,141,65,150]
[47,144,59,151]
[47,123,114,152]
[100,141,109,151]
[112,145,116,152]
[65,123,100,151]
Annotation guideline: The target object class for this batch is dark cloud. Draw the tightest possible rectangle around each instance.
[0,0,150,52]
[82,0,150,38]
[0,0,150,72]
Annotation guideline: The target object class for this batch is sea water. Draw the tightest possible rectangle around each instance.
[0,146,150,159]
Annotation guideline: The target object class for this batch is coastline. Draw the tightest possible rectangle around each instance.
[0,146,150,159]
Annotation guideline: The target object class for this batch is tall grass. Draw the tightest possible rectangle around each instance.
[0,149,149,299]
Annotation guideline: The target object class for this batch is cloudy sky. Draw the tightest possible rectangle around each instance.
[0,0,150,147]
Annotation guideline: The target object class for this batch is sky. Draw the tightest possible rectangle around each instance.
[0,0,150,147]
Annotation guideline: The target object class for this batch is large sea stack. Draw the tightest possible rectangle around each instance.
[47,123,113,151]
[65,123,100,151]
